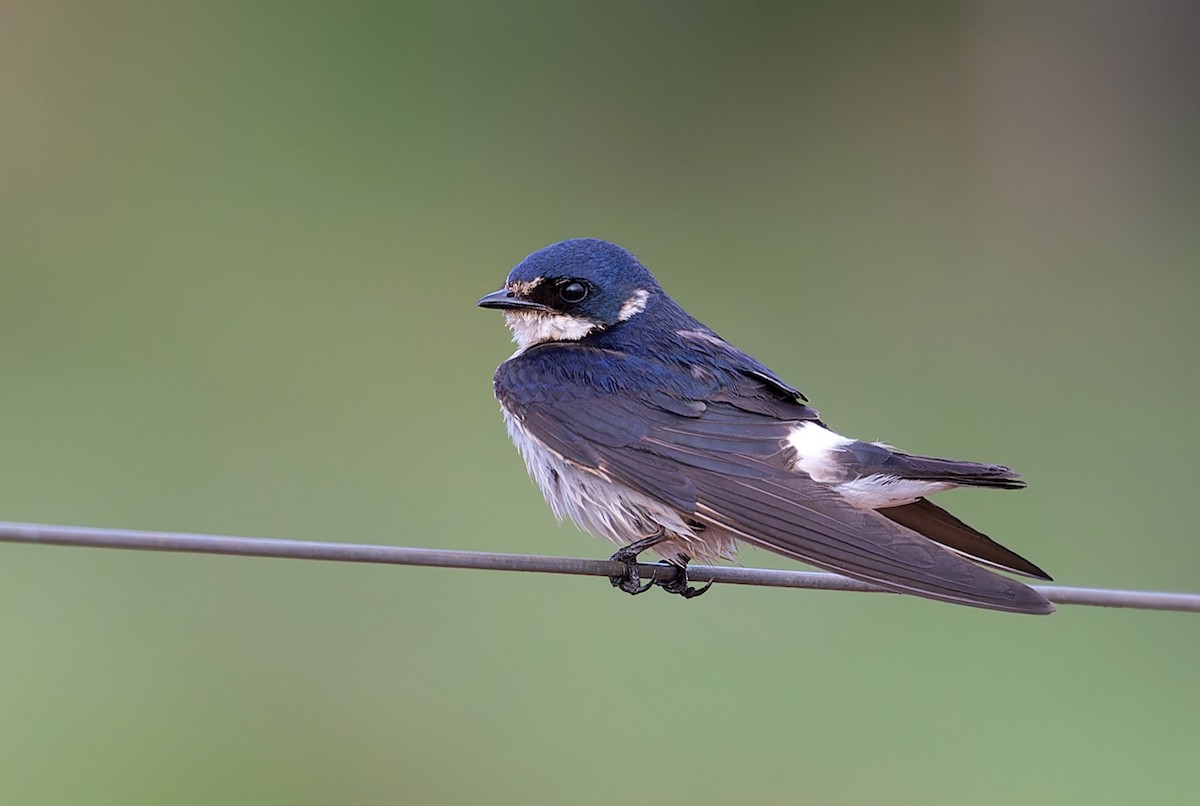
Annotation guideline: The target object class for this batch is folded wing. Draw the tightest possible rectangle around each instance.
[496,352,1053,615]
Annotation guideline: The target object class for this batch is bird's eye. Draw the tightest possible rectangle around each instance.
[559,281,589,304]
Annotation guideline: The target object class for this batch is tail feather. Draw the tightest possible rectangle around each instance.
[878,497,1051,581]
[839,441,1027,489]
[879,450,1026,489]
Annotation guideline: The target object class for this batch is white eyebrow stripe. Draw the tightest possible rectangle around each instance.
[506,278,543,295]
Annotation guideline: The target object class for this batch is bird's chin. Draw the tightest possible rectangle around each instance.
[504,310,600,351]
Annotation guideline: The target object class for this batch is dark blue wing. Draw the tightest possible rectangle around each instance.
[495,346,1052,614]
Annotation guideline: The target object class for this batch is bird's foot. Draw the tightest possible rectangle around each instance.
[608,547,653,595]
[609,535,714,599]
[654,561,713,599]
[608,532,667,595]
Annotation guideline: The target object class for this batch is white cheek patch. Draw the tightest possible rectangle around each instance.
[787,422,854,483]
[618,289,650,321]
[504,310,600,351]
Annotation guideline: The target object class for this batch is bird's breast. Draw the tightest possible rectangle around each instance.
[497,402,699,550]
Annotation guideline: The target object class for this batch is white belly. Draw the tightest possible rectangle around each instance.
[500,406,736,563]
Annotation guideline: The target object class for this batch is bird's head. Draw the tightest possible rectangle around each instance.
[478,238,663,350]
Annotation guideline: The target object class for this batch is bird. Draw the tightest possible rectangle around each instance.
[478,238,1054,614]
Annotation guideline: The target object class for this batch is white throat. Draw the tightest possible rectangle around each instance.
[504,310,601,352]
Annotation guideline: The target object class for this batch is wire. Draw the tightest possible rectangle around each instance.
[1,521,1197,612]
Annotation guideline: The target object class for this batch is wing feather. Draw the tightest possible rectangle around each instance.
[495,355,1052,614]
[878,498,1052,580]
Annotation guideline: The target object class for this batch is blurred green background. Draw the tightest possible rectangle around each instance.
[2,2,1197,804]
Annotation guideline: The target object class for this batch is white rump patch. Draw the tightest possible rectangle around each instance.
[504,309,600,352]
[618,289,650,321]
[787,422,854,483]
[788,423,955,508]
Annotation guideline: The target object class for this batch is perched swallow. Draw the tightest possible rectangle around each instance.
[479,239,1054,614]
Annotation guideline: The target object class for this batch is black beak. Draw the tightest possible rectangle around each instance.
[477,289,552,311]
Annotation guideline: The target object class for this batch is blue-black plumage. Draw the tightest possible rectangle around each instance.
[479,238,1053,614]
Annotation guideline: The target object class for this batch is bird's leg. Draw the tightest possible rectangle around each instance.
[608,530,669,595]
[654,554,713,599]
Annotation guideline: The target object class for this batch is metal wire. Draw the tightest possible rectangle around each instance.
[1,520,1197,612]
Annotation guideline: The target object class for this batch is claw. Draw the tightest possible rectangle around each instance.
[655,562,713,599]
[609,565,654,595]
[608,531,668,596]
[608,534,714,600]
